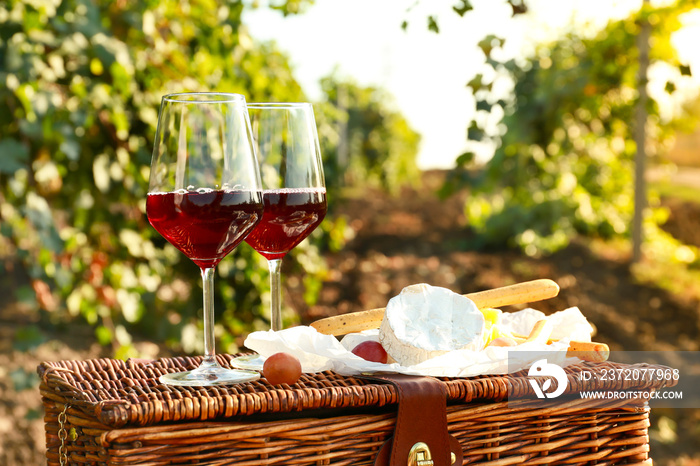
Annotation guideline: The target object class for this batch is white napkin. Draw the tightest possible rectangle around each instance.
[244,305,593,377]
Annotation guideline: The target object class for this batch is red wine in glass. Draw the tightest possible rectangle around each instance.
[147,189,263,269]
[244,188,327,261]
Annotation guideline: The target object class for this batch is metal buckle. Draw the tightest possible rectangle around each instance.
[407,442,457,466]
[408,442,433,466]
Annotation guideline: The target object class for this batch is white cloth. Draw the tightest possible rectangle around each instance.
[244,305,593,377]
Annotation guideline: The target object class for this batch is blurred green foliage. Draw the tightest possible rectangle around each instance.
[0,0,420,357]
[443,0,700,259]
[315,73,421,195]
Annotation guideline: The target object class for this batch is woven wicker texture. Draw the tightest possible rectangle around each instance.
[39,354,673,465]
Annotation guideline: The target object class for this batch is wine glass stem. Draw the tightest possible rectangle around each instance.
[201,267,218,367]
[268,259,283,331]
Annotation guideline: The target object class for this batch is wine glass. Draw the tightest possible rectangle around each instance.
[147,92,264,386]
[234,103,327,368]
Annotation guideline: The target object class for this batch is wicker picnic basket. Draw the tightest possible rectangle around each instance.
[39,353,674,466]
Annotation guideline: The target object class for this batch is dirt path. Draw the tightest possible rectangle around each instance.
[0,271,108,464]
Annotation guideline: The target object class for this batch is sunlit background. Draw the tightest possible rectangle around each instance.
[245,0,700,168]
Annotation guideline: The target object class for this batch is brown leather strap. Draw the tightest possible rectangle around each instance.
[369,374,463,466]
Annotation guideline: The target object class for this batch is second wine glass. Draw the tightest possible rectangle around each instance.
[245,103,327,334]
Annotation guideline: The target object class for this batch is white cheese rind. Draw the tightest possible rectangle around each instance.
[378,284,485,366]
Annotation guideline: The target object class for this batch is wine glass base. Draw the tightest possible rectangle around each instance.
[159,363,260,386]
[230,353,266,371]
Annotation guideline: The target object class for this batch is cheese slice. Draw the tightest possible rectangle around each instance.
[378,284,486,366]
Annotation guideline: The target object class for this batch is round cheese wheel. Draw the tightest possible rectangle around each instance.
[378,284,485,366]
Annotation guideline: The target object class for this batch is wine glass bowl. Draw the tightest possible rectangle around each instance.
[147,92,263,386]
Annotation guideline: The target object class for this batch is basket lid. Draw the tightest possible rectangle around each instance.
[38,354,675,428]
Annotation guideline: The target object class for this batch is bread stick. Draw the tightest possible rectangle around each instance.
[525,319,554,344]
[566,341,610,362]
[310,279,560,336]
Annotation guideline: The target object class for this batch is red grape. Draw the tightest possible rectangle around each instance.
[351,341,388,364]
[262,352,302,385]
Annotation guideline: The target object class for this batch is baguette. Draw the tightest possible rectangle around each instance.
[310,279,560,336]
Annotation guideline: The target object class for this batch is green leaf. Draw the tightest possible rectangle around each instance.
[466,74,484,92]
[478,35,505,58]
[679,64,691,76]
[95,325,113,346]
[508,0,528,15]
[476,99,492,112]
[467,121,486,141]
[427,15,439,33]
[0,139,29,174]
[455,151,475,165]
[452,0,474,17]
